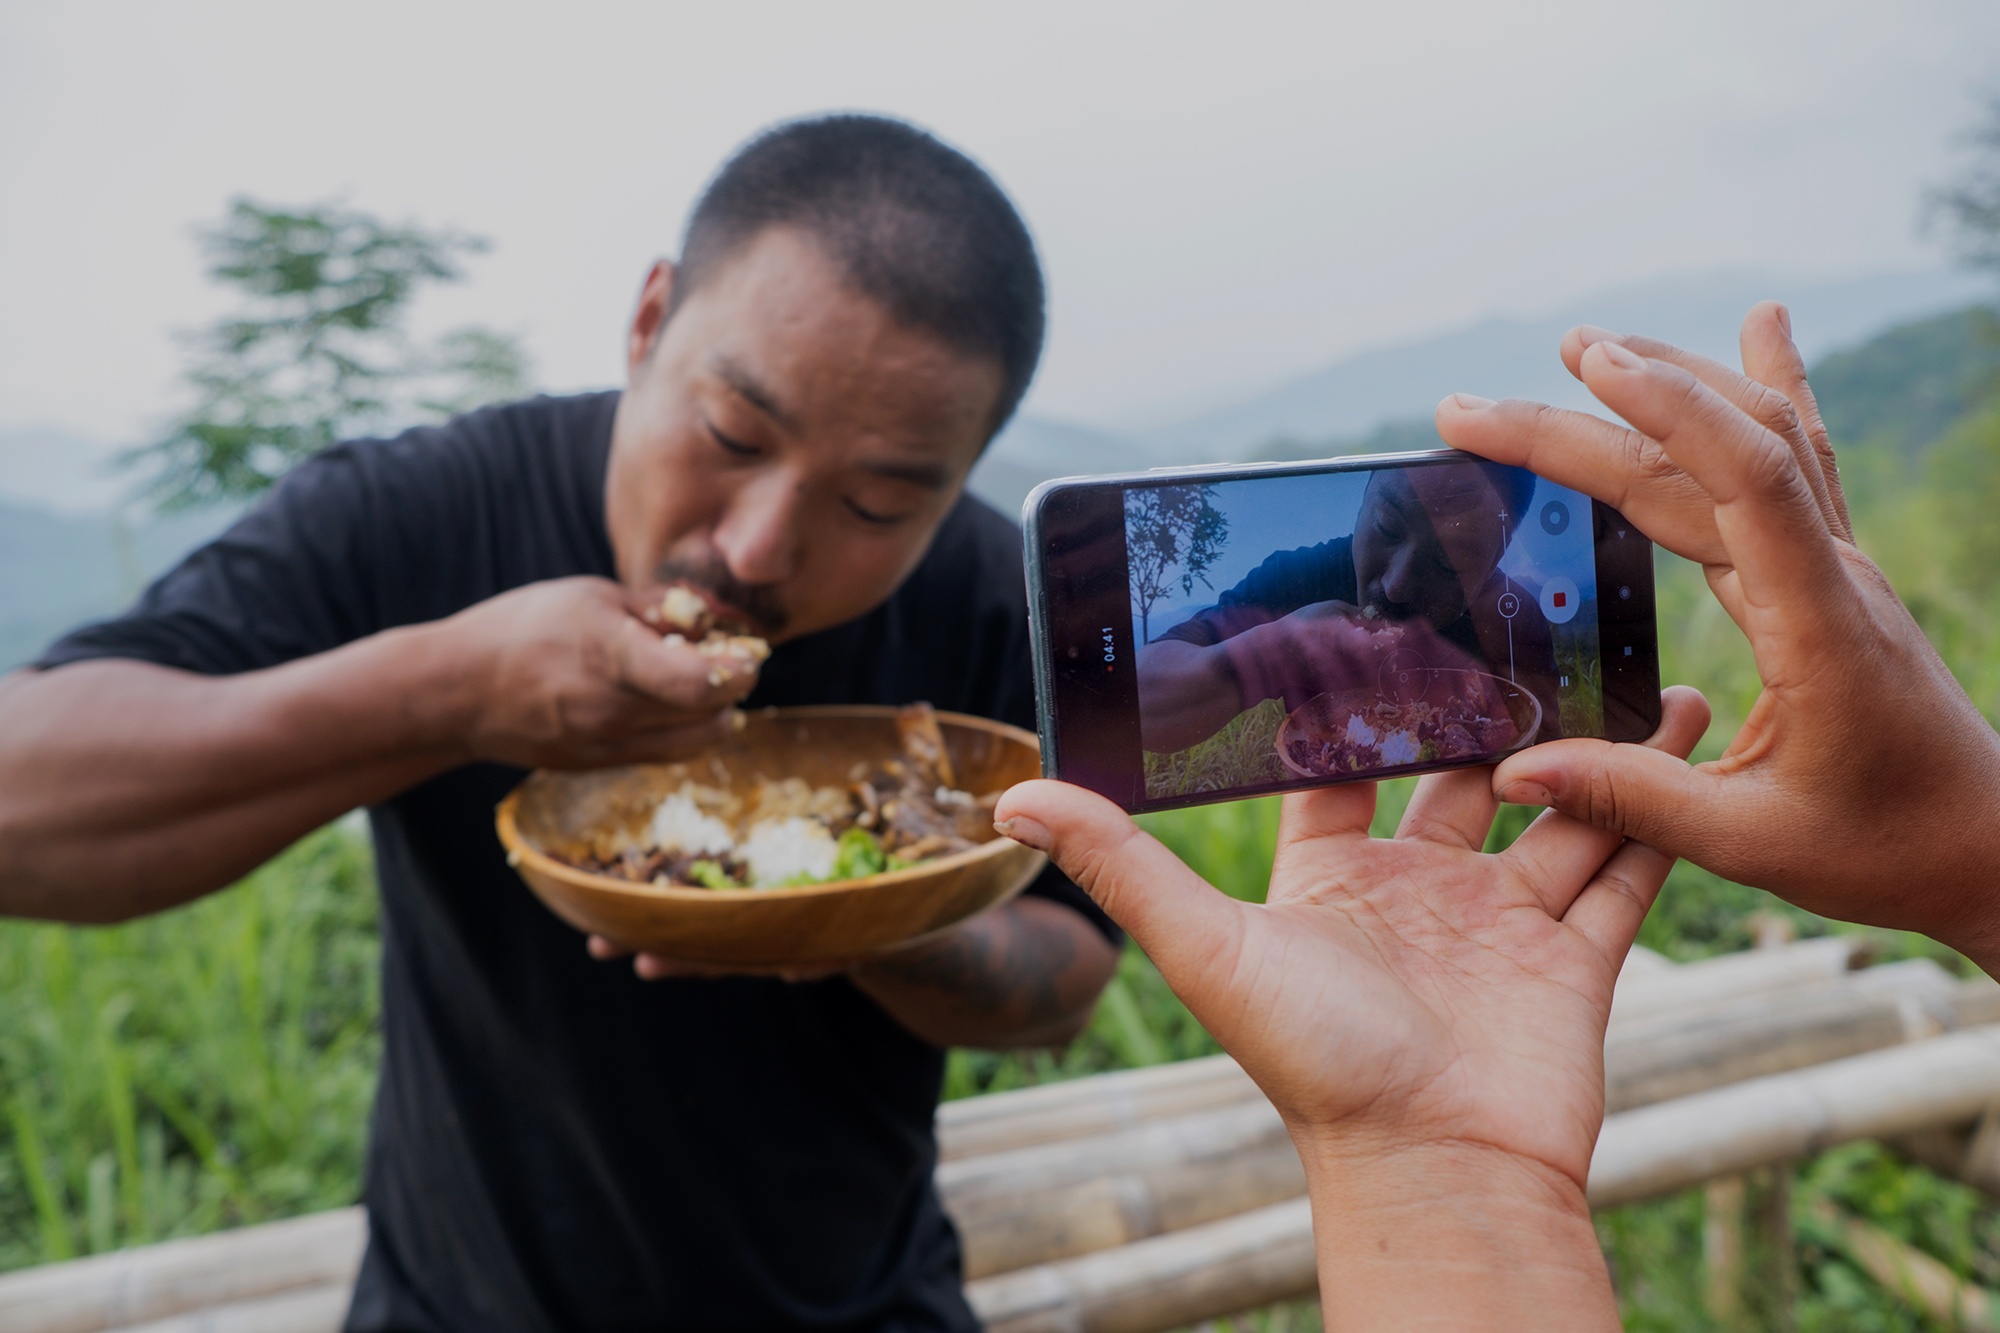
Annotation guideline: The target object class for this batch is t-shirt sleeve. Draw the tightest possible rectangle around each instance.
[34,443,395,676]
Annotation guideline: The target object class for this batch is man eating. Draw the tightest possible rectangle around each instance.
[0,115,1121,1332]
[1135,462,1559,754]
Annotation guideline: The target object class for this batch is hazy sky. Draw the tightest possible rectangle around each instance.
[4,0,1997,445]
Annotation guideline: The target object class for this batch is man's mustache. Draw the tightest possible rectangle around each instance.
[653,558,789,638]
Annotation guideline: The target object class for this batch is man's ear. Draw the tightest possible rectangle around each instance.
[627,260,678,378]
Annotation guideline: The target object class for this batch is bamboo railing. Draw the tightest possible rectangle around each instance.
[5,937,1999,1333]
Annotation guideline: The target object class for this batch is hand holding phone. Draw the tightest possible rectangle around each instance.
[1025,451,1661,813]
[1441,305,2000,972]
[991,684,1704,1325]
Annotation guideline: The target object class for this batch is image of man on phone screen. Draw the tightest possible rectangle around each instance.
[1133,461,1569,779]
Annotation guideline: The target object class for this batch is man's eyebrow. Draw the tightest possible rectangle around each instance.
[860,458,953,490]
[712,355,796,429]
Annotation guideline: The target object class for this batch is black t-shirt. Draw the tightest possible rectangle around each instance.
[35,392,1116,1333]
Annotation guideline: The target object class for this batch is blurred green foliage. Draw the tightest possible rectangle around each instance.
[0,830,378,1269]
[127,198,530,510]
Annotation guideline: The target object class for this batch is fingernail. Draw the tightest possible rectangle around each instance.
[1498,780,1552,807]
[1775,303,1793,337]
[1575,324,1622,346]
[1446,393,1496,412]
[1597,340,1646,371]
[993,816,1052,852]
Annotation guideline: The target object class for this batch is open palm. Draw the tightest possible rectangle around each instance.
[995,692,1703,1189]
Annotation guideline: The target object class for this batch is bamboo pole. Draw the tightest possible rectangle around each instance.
[1701,1175,1746,1325]
[965,1197,1316,1333]
[964,1034,2000,1333]
[1604,974,1932,1114]
[112,1282,352,1333]
[1606,936,1867,1030]
[954,971,1987,1278]
[939,1101,1286,1211]
[951,1135,1306,1279]
[1758,1165,1798,1333]
[937,1054,1258,1161]
[1589,1026,2000,1209]
[1891,1103,2000,1197]
[1808,1200,1999,1330]
[0,1209,364,1333]
[940,938,1902,1164]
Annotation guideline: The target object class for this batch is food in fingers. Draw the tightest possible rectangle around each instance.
[643,581,773,685]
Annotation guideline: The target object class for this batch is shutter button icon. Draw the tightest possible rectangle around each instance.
[1539,576,1580,625]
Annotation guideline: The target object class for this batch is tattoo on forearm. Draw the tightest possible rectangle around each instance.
[868,907,1081,1027]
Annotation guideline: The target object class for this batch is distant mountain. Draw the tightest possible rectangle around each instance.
[966,414,1155,517]
[0,424,131,513]
[1132,269,1998,463]
[0,501,232,671]
[1811,306,2000,455]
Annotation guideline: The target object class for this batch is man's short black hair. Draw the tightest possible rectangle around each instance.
[669,114,1045,438]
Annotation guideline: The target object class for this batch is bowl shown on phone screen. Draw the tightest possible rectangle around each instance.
[1275,669,1543,780]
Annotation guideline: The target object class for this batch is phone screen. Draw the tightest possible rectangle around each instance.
[1027,453,1660,813]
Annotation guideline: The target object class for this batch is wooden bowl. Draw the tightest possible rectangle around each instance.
[495,706,1049,970]
[1275,668,1543,780]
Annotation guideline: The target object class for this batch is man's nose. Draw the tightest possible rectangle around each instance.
[712,470,803,586]
[1379,547,1422,606]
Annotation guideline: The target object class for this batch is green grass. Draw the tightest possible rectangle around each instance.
[1144,697,1289,799]
[0,828,378,1269]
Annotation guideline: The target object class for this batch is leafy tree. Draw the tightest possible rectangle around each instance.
[1125,484,1229,640]
[1934,93,2000,273]
[128,199,529,509]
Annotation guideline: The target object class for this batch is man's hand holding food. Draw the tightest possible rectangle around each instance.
[1217,600,1488,716]
[441,576,765,771]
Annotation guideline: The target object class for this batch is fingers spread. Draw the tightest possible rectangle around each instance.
[1564,314,1850,543]
[1436,396,1724,566]
[1397,767,1498,849]
[1491,687,1720,859]
[1498,686,1710,916]
[995,780,1243,976]
[1575,343,1848,630]
[1739,301,1853,540]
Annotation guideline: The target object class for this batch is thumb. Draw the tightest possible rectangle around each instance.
[1491,685,1723,852]
[994,779,1242,975]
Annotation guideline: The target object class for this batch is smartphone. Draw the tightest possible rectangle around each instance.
[1023,450,1660,814]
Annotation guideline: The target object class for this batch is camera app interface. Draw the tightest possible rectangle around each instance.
[1126,459,1602,801]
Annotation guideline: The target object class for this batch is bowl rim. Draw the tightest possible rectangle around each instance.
[1273,669,1544,781]
[495,704,1043,904]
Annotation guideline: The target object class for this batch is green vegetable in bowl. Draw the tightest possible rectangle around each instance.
[832,826,889,880]
[686,859,739,890]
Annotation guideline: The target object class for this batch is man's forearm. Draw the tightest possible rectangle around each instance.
[1295,1134,1619,1332]
[1135,640,1246,753]
[0,624,472,919]
[850,896,1119,1049]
